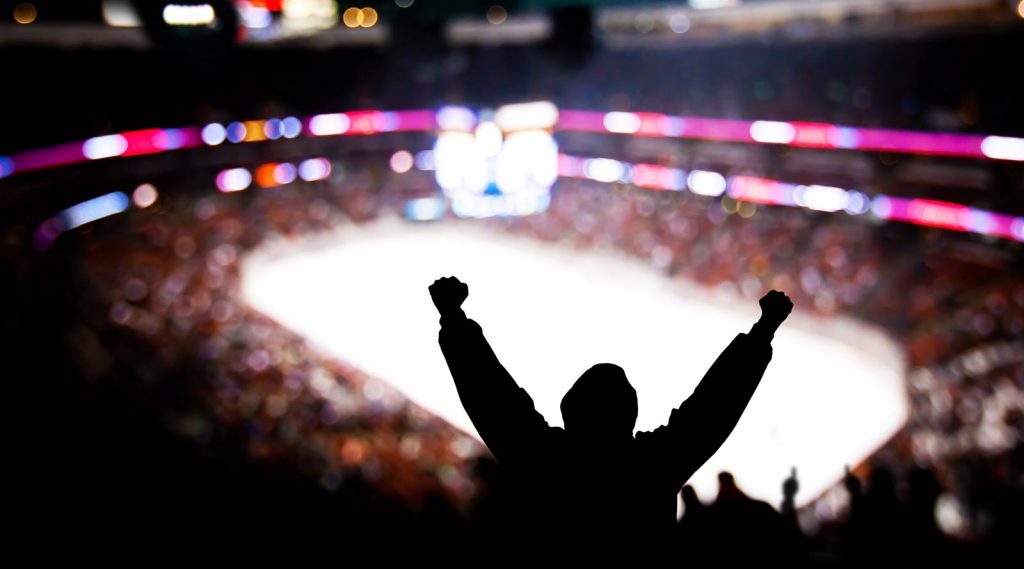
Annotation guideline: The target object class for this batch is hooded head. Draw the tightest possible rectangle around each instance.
[560,363,638,438]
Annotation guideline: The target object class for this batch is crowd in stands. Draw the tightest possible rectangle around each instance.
[5,154,1019,560]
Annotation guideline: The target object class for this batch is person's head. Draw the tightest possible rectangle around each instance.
[560,363,637,438]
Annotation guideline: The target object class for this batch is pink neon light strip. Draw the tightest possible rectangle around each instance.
[557,152,1024,242]
[557,110,1023,161]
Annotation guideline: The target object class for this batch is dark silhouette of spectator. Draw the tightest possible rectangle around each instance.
[677,484,713,561]
[705,471,800,565]
[429,275,792,556]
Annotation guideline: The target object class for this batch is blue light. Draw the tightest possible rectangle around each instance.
[202,123,227,146]
[264,118,283,140]
[282,116,302,139]
[59,192,130,230]
[226,121,247,143]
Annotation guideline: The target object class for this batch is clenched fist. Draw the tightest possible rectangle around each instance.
[429,276,468,317]
[759,290,793,325]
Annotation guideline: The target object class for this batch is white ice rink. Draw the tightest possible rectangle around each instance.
[241,215,909,507]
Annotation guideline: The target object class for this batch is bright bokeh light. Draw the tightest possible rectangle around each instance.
[669,13,691,34]
[102,0,141,27]
[390,150,414,173]
[226,122,247,143]
[132,183,158,208]
[216,168,252,192]
[603,112,642,134]
[61,192,130,230]
[434,132,489,194]
[309,113,351,136]
[273,162,297,185]
[436,106,477,131]
[1018,0,1024,19]
[486,5,508,25]
[342,6,377,28]
[359,7,377,27]
[241,219,909,507]
[162,3,216,26]
[13,2,36,24]
[494,101,559,131]
[201,123,227,145]
[281,116,303,138]
[751,121,797,144]
[980,135,1024,161]
[687,170,727,196]
[583,158,627,183]
[83,135,128,160]
[474,122,504,157]
[298,158,331,181]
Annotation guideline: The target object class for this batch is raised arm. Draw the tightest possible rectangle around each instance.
[430,276,551,471]
[643,290,793,490]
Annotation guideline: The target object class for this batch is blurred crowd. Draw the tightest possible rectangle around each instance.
[4,154,1020,561]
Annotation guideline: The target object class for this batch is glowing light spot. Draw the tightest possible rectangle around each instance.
[273,163,297,185]
[264,118,283,140]
[474,122,504,157]
[844,191,870,215]
[486,5,507,25]
[281,116,303,138]
[343,7,377,28]
[61,192,130,230]
[687,170,727,196]
[1011,218,1024,242]
[603,112,642,134]
[216,168,252,192]
[309,113,351,136]
[415,150,435,171]
[162,3,216,26]
[494,101,559,131]
[750,121,797,144]
[669,13,691,34]
[83,135,128,160]
[359,7,377,27]
[13,2,36,24]
[255,163,279,188]
[0,156,13,179]
[583,158,627,183]
[395,0,414,7]
[871,195,893,219]
[243,120,268,142]
[298,158,332,181]
[132,183,158,208]
[226,122,247,143]
[155,128,187,150]
[980,136,1024,161]
[390,150,414,173]
[201,123,227,145]
[436,106,477,131]
[798,185,849,212]
[405,197,446,221]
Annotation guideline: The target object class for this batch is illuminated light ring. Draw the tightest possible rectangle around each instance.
[5,108,1020,182]
[558,153,1024,243]
[557,110,1024,161]
[1,111,436,179]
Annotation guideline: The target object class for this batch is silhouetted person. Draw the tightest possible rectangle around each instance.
[707,471,795,564]
[676,485,717,564]
[429,276,793,557]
